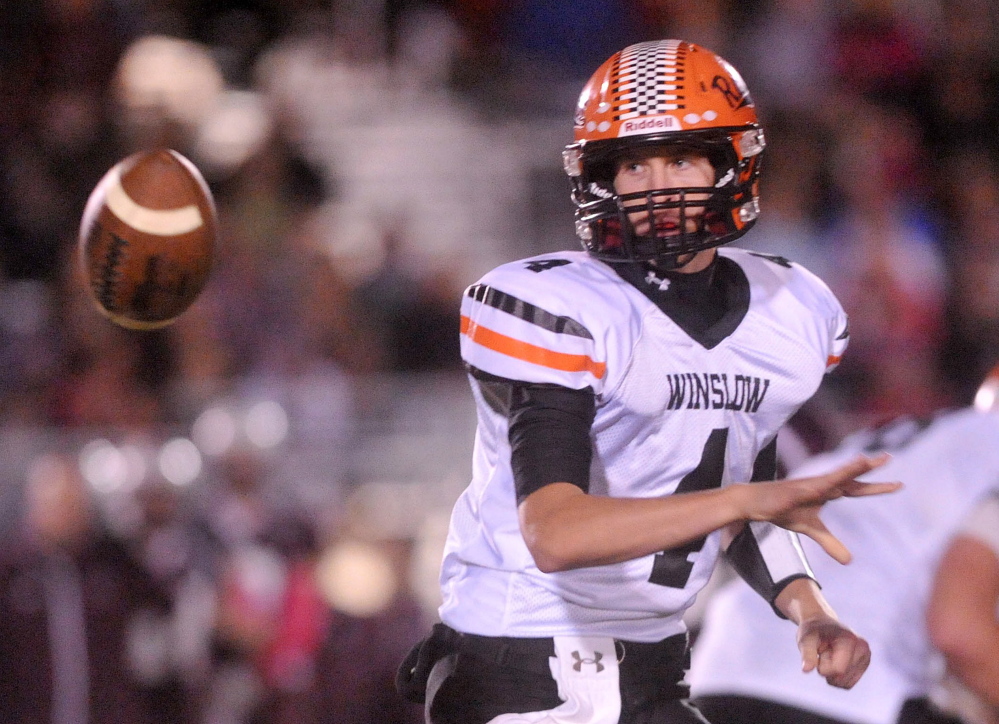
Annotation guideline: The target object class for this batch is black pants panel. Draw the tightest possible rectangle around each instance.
[694,694,968,724]
[426,628,710,724]
[693,695,854,724]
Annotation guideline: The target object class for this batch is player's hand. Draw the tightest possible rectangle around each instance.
[740,453,902,563]
[797,615,872,689]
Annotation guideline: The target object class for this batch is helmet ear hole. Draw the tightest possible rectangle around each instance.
[588,160,616,190]
[707,148,734,185]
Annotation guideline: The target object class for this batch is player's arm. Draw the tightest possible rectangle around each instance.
[511,384,901,573]
[520,462,894,573]
[926,533,999,706]
[522,482,749,572]
[772,577,872,690]
[509,382,739,572]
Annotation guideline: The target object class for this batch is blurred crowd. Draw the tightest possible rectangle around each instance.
[1,0,999,722]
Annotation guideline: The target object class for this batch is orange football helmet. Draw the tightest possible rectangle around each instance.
[562,39,765,266]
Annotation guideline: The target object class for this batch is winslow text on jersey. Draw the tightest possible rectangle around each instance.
[666,372,771,412]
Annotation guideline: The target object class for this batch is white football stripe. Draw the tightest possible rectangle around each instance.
[105,168,203,236]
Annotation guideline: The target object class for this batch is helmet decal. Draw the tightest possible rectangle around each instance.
[618,115,682,137]
[614,40,684,122]
[711,59,753,110]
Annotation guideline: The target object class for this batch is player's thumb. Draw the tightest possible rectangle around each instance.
[803,521,852,565]
[798,633,820,673]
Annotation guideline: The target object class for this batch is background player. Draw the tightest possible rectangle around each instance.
[928,487,999,724]
[398,39,901,724]
[689,367,999,724]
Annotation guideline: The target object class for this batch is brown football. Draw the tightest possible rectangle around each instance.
[78,148,217,330]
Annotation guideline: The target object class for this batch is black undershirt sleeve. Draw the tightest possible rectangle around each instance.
[507,383,596,504]
[725,436,818,617]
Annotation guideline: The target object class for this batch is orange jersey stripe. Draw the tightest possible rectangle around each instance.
[461,315,606,379]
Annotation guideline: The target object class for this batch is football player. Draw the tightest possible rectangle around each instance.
[928,489,999,724]
[690,367,999,724]
[398,39,901,724]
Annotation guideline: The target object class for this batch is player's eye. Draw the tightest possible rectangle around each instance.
[619,160,644,174]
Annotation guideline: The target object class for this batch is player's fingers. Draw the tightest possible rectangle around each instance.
[841,480,904,498]
[816,647,836,678]
[824,639,871,690]
[821,453,891,486]
[846,643,872,688]
[800,522,852,565]
[835,653,870,689]
[818,638,852,678]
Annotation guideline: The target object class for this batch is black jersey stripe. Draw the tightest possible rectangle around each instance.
[466,284,593,340]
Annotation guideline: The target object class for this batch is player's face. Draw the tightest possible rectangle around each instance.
[612,147,715,238]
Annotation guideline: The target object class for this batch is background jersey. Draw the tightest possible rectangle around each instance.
[689,407,999,724]
[439,248,849,642]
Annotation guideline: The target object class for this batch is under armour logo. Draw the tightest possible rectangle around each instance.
[571,650,605,672]
[645,270,671,291]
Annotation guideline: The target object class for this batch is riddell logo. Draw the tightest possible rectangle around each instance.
[619,115,680,136]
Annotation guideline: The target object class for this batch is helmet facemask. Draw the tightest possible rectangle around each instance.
[566,131,763,268]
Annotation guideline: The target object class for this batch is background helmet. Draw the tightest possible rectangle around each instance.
[563,39,765,265]
[975,363,999,412]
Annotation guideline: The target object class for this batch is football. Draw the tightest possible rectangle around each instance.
[78,148,217,330]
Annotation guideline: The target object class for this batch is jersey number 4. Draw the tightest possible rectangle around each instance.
[648,428,728,588]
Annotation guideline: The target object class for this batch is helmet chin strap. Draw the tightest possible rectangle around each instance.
[650,250,699,272]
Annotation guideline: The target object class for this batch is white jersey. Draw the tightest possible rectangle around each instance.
[438,247,848,642]
[689,407,999,724]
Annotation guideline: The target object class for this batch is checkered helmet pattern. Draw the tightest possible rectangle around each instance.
[614,40,685,120]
